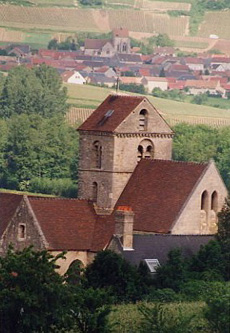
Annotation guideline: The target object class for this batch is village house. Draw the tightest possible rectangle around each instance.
[141,76,168,92]
[0,94,227,274]
[61,70,86,84]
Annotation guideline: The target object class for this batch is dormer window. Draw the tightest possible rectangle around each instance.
[18,224,26,240]
[139,109,148,131]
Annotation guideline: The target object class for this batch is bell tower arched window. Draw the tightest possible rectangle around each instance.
[139,109,148,131]
[137,139,154,162]
[92,182,98,203]
[93,141,102,169]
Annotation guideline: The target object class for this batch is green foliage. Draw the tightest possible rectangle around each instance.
[204,284,230,333]
[189,240,225,280]
[217,197,230,242]
[0,65,68,118]
[0,114,78,195]
[154,249,187,292]
[85,250,145,303]
[119,83,146,94]
[152,88,185,102]
[79,0,103,6]
[172,123,230,189]
[191,93,208,105]
[138,303,196,333]
[155,33,174,47]
[180,280,228,302]
[48,37,78,51]
[0,246,73,333]
[168,10,190,17]
[71,287,113,333]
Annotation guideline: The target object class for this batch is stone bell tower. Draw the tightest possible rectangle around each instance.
[77,94,173,210]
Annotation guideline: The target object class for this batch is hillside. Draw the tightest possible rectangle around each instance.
[65,84,230,127]
[0,0,229,54]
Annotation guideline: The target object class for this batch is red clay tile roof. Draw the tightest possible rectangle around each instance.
[0,192,23,236]
[84,39,111,49]
[113,27,129,38]
[115,159,208,233]
[28,197,97,251]
[78,94,145,133]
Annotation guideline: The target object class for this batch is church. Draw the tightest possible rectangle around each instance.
[0,94,227,274]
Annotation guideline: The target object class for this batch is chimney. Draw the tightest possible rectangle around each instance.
[115,206,134,250]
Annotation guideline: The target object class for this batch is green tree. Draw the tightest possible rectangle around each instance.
[0,65,68,118]
[155,34,174,47]
[155,249,187,291]
[204,284,230,333]
[0,247,73,333]
[189,240,225,280]
[85,250,144,303]
[138,303,196,333]
[2,114,78,194]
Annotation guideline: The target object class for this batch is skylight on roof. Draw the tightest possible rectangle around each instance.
[105,109,114,117]
[144,259,160,273]
[97,109,114,126]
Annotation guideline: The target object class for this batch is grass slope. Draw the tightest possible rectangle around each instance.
[65,83,230,119]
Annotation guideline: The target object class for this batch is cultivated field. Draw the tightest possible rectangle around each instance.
[0,28,23,42]
[141,0,191,12]
[65,83,230,127]
[0,5,100,32]
[108,10,188,35]
[198,10,230,39]
[0,4,188,35]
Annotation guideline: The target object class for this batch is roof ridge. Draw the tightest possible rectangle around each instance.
[28,196,86,201]
[142,159,208,166]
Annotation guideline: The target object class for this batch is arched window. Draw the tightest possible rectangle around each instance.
[201,190,208,212]
[122,43,127,52]
[211,191,218,212]
[137,140,154,162]
[139,109,148,131]
[137,145,143,162]
[145,145,153,159]
[92,182,98,203]
[66,259,84,285]
[93,141,102,169]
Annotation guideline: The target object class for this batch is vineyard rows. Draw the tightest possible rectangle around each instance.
[198,10,230,39]
[108,10,188,35]
[166,116,230,128]
[0,5,99,32]
[66,108,94,126]
[0,4,188,35]
[67,107,230,128]
[142,1,191,12]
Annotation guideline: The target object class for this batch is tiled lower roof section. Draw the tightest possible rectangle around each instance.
[115,159,208,233]
[28,197,98,251]
[0,192,23,236]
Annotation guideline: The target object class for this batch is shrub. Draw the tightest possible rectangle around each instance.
[204,284,230,333]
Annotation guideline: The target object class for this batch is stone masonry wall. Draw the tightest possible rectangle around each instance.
[172,162,227,235]
[1,198,45,255]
